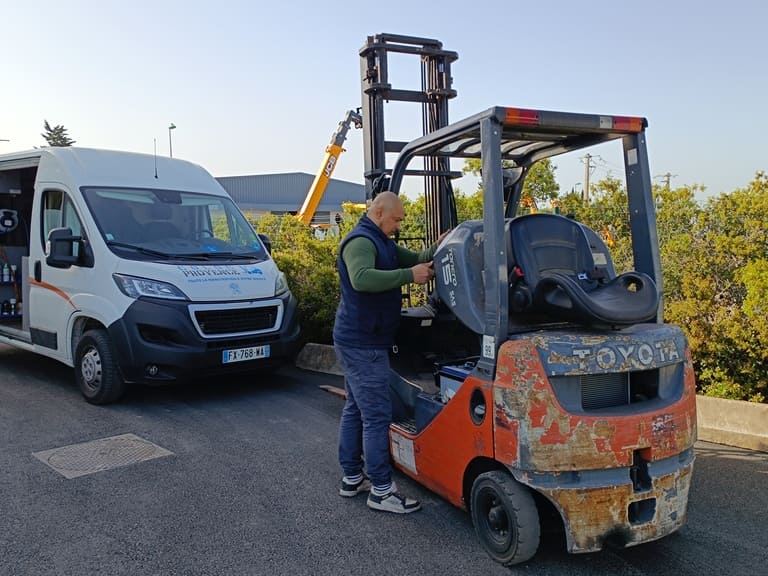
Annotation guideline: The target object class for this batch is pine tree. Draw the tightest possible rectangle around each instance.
[41,120,76,146]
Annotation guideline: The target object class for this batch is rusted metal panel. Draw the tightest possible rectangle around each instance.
[493,326,697,472]
[531,324,687,375]
[489,323,697,552]
[531,460,693,553]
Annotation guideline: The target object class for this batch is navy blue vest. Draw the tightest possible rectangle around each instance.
[333,214,402,348]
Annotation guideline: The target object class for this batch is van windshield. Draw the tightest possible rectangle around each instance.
[82,187,268,262]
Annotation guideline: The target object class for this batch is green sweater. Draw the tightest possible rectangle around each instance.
[342,236,435,292]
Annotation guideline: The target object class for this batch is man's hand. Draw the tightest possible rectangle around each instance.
[411,261,434,285]
[436,228,453,247]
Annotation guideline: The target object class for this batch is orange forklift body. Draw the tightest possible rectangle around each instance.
[390,327,696,553]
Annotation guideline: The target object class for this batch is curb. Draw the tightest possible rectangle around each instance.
[295,343,767,453]
[295,342,343,376]
[696,395,768,452]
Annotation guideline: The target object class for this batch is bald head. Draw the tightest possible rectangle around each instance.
[369,191,404,236]
[370,191,401,212]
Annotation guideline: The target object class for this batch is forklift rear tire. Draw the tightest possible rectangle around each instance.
[75,329,126,405]
[470,470,540,566]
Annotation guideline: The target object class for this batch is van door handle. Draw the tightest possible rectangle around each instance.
[34,260,41,282]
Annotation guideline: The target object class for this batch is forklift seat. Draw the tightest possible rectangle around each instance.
[508,213,659,326]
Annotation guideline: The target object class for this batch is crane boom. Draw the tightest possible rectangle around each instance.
[296,109,362,226]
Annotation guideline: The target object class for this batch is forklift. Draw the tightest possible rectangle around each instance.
[359,34,697,566]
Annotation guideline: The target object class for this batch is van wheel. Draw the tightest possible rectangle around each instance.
[75,329,126,405]
[470,470,540,566]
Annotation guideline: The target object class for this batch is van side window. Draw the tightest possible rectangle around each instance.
[42,190,85,256]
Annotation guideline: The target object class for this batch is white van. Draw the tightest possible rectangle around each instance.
[0,147,300,404]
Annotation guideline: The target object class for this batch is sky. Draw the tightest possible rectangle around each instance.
[2,0,766,203]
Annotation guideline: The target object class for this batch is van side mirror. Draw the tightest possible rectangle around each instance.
[46,227,81,268]
[258,233,272,255]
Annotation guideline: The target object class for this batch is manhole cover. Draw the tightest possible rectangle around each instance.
[33,433,173,479]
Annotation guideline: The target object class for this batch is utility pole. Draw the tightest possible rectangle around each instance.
[582,153,593,203]
[654,172,677,190]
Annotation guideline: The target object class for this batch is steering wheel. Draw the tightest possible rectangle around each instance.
[193,229,215,240]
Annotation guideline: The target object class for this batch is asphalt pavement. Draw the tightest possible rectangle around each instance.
[1,343,766,576]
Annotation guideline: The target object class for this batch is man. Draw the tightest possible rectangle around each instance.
[334,191,447,514]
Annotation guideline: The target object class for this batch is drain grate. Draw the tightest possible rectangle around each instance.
[33,433,173,479]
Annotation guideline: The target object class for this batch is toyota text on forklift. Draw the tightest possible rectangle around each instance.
[359,33,696,566]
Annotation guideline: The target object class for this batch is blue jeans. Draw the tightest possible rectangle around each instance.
[335,345,392,487]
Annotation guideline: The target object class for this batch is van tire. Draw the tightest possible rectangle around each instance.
[470,470,540,566]
[75,329,126,405]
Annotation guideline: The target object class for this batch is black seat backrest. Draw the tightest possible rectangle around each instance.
[510,213,597,288]
[508,213,659,326]
[508,214,602,316]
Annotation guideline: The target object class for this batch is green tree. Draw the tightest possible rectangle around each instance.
[654,184,705,300]
[663,172,768,401]
[41,120,75,146]
[454,188,483,221]
[463,157,560,210]
[524,159,560,206]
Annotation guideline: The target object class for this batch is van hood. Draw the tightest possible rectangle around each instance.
[115,258,280,301]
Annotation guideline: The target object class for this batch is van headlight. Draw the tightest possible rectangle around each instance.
[275,271,289,296]
[113,274,188,300]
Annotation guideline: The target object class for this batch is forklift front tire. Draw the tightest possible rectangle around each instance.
[470,470,540,566]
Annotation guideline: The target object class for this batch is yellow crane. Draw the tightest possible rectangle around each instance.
[296,109,363,226]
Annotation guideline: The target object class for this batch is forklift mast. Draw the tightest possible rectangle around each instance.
[359,33,459,247]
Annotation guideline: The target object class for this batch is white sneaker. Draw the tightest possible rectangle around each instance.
[367,484,421,514]
[339,476,372,498]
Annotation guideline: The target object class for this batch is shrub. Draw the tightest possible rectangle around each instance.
[251,213,341,345]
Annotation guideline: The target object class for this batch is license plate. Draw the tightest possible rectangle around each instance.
[222,345,270,364]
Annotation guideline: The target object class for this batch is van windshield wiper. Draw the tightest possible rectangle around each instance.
[105,241,209,261]
[189,252,260,260]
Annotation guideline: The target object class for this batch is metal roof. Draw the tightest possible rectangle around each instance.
[216,172,365,213]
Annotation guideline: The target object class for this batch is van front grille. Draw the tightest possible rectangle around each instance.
[194,306,279,336]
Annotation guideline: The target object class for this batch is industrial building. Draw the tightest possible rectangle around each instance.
[216,172,365,227]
